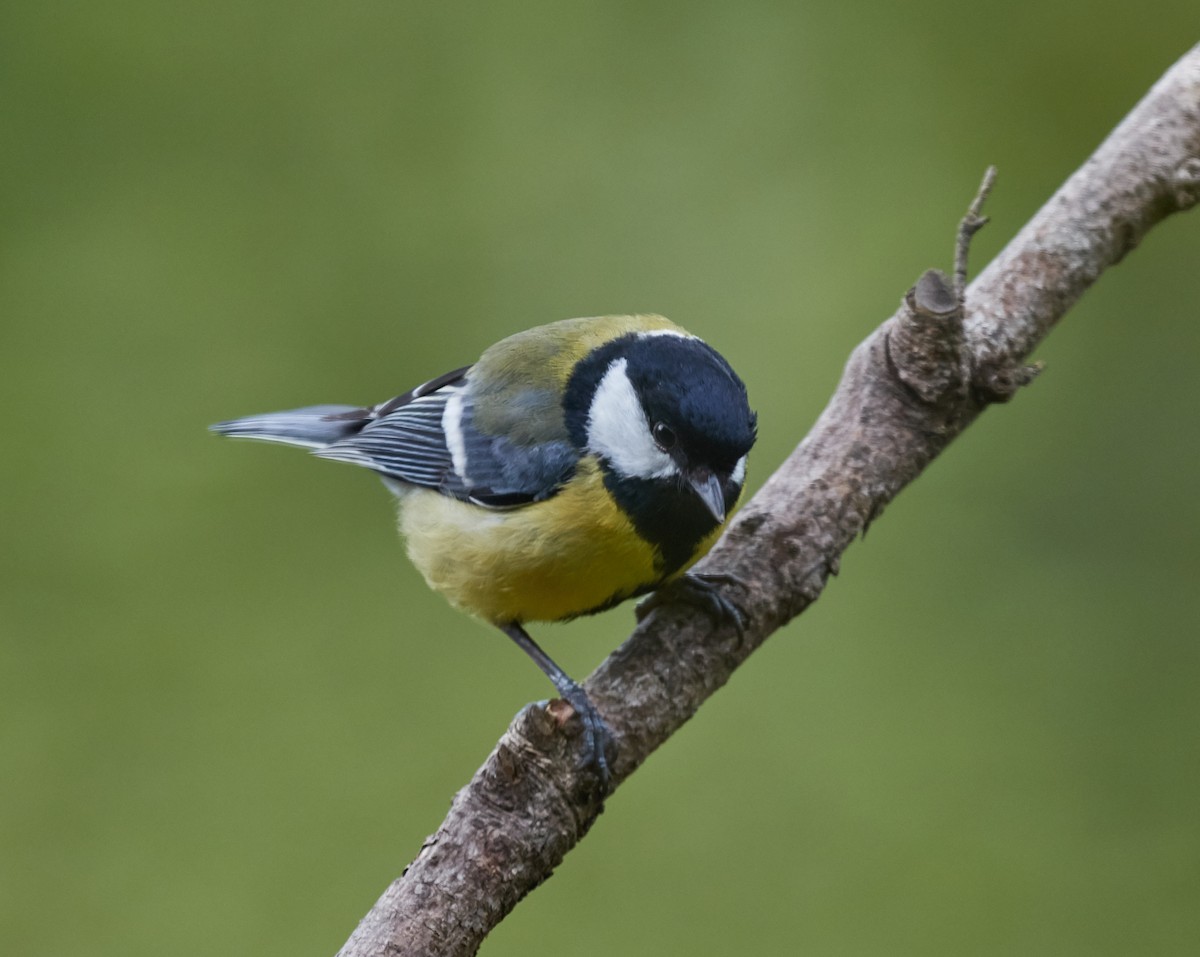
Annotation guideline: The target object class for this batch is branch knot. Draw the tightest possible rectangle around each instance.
[1173,157,1200,209]
[886,269,969,407]
[971,358,1044,404]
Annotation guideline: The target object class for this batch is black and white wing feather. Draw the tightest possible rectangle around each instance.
[213,365,579,507]
[210,367,471,457]
[314,369,578,507]
[314,375,469,491]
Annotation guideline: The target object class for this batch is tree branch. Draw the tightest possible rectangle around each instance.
[336,44,1200,957]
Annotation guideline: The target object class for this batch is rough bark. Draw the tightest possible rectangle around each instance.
[336,44,1200,957]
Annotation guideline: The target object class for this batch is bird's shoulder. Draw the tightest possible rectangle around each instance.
[468,314,683,442]
[319,316,681,508]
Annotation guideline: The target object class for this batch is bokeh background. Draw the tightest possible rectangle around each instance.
[3,3,1199,955]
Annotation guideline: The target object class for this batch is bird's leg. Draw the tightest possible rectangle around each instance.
[498,622,613,791]
[636,571,749,639]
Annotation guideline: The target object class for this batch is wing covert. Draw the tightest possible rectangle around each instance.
[315,369,577,507]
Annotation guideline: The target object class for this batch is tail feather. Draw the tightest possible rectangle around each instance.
[209,405,367,450]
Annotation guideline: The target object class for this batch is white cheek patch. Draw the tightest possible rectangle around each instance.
[730,455,747,487]
[587,358,678,480]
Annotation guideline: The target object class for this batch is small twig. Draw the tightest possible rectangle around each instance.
[955,165,998,299]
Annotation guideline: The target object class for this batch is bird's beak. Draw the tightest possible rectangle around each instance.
[688,469,726,524]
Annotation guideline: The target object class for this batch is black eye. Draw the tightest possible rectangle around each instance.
[652,422,677,451]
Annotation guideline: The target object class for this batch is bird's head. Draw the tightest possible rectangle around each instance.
[564,330,756,525]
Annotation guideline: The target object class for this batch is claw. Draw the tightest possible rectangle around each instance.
[552,684,614,794]
[637,571,749,639]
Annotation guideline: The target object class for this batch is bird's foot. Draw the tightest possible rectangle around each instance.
[498,621,614,795]
[636,571,749,639]
[550,682,614,795]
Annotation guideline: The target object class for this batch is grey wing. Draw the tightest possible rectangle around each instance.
[315,370,578,507]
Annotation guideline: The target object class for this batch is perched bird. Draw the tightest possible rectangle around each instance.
[211,314,756,783]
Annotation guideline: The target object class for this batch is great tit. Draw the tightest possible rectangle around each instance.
[212,314,756,782]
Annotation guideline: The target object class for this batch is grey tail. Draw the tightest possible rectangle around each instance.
[209,404,370,450]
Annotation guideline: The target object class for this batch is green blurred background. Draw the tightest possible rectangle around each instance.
[3,3,1198,954]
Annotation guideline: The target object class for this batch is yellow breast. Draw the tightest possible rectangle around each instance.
[397,458,687,624]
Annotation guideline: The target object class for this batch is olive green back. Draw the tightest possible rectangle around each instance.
[468,314,683,443]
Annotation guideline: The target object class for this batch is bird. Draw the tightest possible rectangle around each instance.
[210,314,756,786]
